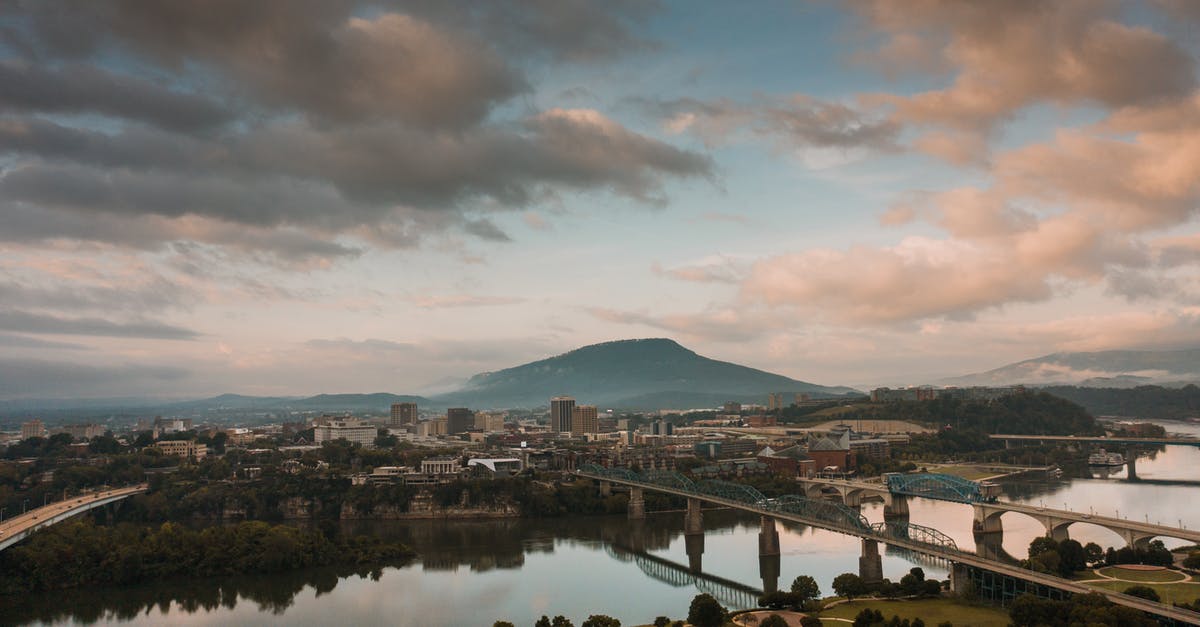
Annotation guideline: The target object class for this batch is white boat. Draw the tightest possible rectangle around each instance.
[1087,449,1125,467]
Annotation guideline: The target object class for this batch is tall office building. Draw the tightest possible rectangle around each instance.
[390,402,418,427]
[446,407,475,434]
[571,405,598,435]
[550,396,575,432]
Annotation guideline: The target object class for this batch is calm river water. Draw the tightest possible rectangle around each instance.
[6,421,1200,626]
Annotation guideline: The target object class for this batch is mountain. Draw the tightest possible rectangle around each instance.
[434,338,859,409]
[941,348,1200,387]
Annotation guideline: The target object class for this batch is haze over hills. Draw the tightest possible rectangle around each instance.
[939,348,1200,388]
[433,338,860,409]
[0,338,857,421]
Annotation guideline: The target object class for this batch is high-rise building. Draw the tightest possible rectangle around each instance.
[390,402,418,427]
[571,405,598,435]
[20,419,45,440]
[550,396,576,432]
[446,408,474,434]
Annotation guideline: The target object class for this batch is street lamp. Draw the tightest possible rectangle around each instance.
[22,499,29,514]
[1,507,6,522]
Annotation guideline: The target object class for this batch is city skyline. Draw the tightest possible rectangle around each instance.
[2,1,1200,399]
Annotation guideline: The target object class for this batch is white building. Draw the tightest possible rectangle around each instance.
[314,418,376,447]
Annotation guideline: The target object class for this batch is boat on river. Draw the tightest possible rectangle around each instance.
[1087,449,1125,467]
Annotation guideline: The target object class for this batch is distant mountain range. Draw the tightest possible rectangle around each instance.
[0,338,858,423]
[432,338,859,409]
[940,348,1200,388]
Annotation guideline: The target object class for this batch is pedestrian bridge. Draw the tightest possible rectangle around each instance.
[0,484,147,552]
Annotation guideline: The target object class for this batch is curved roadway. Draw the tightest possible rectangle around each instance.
[0,484,148,552]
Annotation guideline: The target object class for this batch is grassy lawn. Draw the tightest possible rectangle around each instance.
[819,598,1010,626]
[1097,566,1189,583]
[926,465,999,481]
[1083,579,1200,605]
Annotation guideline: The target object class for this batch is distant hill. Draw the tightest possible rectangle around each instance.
[940,348,1200,387]
[433,338,859,409]
[1041,385,1200,421]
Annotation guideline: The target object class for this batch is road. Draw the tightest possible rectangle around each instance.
[0,484,147,551]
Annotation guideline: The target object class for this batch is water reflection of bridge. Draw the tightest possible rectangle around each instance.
[604,543,766,610]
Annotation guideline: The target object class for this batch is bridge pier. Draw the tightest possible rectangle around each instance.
[884,494,909,519]
[1048,521,1070,542]
[859,539,883,585]
[685,498,704,535]
[843,489,863,508]
[685,532,705,574]
[974,534,1005,561]
[1122,529,1155,549]
[628,486,645,519]
[759,552,781,594]
[599,481,612,497]
[949,562,970,594]
[972,504,1003,535]
[758,516,780,556]
[1126,448,1138,480]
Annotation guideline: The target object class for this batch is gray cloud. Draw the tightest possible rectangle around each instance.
[0,61,232,132]
[0,309,201,340]
[0,1,699,260]
[0,332,87,350]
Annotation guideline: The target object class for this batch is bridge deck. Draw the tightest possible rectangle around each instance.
[990,434,1200,447]
[0,485,147,552]
[580,472,1200,624]
[796,477,1200,544]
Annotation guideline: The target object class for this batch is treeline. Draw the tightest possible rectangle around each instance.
[867,393,1102,435]
[0,519,413,594]
[118,470,624,521]
[1043,384,1200,421]
[857,393,1103,462]
[1008,592,1156,626]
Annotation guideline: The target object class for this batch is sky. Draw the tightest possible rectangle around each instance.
[1,0,1200,399]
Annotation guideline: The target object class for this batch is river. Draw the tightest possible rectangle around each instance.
[5,421,1200,626]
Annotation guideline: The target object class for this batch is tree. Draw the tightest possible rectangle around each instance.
[1083,541,1104,565]
[800,617,823,627]
[1057,539,1087,575]
[921,579,942,597]
[550,617,574,627]
[760,615,788,627]
[653,618,671,627]
[493,622,515,627]
[1028,536,1059,558]
[852,608,884,627]
[1185,552,1200,569]
[536,617,551,627]
[832,572,866,599]
[791,575,820,602]
[1123,585,1160,602]
[581,616,619,627]
[687,593,727,627]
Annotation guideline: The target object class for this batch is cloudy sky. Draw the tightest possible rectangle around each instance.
[1,0,1199,398]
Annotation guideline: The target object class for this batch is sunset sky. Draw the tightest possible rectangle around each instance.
[2,1,1199,398]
